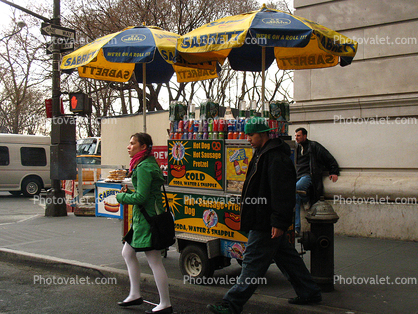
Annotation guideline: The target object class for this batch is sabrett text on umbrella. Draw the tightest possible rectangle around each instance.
[63,51,98,67]
[278,54,335,67]
[79,65,131,80]
[176,68,217,80]
[180,30,245,48]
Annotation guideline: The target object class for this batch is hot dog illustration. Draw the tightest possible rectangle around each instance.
[104,201,120,212]
[224,212,241,231]
[170,164,186,178]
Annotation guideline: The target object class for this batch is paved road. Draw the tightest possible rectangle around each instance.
[0,259,229,314]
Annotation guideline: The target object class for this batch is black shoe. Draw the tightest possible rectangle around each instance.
[117,297,143,307]
[145,306,173,314]
[288,295,322,305]
[207,302,232,314]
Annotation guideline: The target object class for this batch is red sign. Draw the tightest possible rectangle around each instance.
[45,98,65,118]
[152,146,168,176]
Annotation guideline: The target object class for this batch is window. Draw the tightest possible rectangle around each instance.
[20,147,47,166]
[76,156,101,165]
[0,146,9,166]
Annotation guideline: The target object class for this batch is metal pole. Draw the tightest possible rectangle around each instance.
[0,0,51,22]
[0,0,70,216]
[143,63,146,133]
[261,46,266,106]
[45,0,67,216]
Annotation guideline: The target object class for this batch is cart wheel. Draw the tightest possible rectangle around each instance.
[179,245,214,280]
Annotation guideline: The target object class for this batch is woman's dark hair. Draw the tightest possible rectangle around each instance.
[127,133,153,177]
[131,132,153,157]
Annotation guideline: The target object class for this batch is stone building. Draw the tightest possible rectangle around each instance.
[291,0,418,240]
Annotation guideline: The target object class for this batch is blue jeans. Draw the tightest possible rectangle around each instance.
[223,230,321,314]
[295,175,312,233]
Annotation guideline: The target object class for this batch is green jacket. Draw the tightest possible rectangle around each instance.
[116,156,164,249]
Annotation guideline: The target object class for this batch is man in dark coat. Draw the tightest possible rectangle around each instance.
[207,118,321,314]
[294,127,340,234]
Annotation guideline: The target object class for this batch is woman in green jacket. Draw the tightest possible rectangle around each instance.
[116,133,172,314]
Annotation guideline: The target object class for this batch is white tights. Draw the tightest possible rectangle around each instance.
[122,242,171,311]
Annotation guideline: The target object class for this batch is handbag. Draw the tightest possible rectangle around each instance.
[140,185,175,250]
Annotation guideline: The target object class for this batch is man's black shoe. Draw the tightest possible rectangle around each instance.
[288,295,322,305]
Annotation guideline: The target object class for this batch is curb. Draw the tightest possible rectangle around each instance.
[0,248,364,314]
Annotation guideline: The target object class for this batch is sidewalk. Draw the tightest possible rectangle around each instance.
[1,211,417,314]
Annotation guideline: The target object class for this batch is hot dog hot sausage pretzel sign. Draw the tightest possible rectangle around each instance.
[168,140,224,190]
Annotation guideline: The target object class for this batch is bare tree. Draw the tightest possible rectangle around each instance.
[58,0,293,136]
[0,17,50,135]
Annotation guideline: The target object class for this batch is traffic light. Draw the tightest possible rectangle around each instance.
[69,92,92,115]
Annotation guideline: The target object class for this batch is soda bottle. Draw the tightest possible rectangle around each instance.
[183,120,189,133]
[178,120,184,133]
[218,119,225,132]
[208,119,214,132]
[213,119,219,132]
[241,157,248,174]
[233,160,242,175]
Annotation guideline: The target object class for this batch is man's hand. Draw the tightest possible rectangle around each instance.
[271,227,284,239]
[329,174,338,183]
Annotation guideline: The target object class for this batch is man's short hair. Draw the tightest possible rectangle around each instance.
[295,127,307,136]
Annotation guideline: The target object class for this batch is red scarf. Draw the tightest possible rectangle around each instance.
[129,150,147,172]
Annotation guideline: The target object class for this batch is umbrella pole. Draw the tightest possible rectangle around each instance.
[261,46,266,107]
[143,63,146,133]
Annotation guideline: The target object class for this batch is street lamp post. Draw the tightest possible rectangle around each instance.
[45,0,67,216]
[0,0,76,216]
[0,21,26,42]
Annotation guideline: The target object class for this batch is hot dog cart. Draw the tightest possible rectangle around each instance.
[164,100,294,279]
[96,100,294,280]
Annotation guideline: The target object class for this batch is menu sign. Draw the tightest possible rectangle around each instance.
[168,140,224,190]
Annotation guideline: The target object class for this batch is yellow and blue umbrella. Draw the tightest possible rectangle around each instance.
[176,5,358,102]
[61,25,218,131]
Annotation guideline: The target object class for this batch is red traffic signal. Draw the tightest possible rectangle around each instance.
[69,93,92,115]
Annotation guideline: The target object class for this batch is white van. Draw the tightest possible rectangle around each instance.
[0,133,51,196]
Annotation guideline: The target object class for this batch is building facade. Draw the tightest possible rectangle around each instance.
[291,0,418,240]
